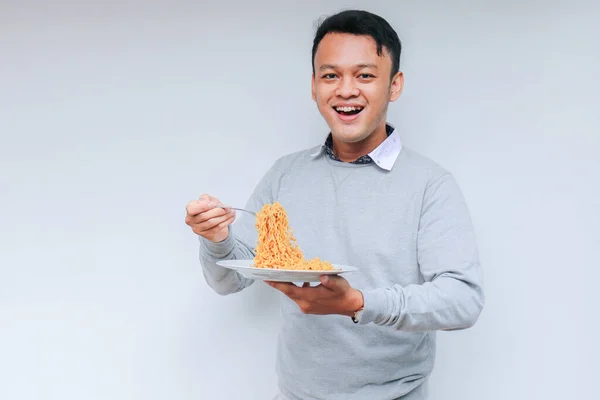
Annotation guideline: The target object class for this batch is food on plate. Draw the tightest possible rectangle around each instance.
[253,202,334,271]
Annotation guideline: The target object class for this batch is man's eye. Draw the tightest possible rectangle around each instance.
[322,74,337,79]
[359,74,375,79]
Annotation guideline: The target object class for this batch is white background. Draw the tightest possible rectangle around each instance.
[1,1,598,399]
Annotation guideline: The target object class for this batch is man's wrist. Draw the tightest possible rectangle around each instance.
[343,289,364,317]
[200,227,235,258]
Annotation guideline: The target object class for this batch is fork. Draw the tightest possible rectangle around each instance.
[216,206,257,216]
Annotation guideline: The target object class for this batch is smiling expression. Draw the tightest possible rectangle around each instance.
[312,33,404,145]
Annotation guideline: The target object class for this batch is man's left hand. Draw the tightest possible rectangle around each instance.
[265,275,364,317]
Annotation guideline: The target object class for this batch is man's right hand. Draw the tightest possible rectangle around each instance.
[185,194,236,243]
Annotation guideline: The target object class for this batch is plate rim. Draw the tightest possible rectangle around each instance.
[216,259,357,273]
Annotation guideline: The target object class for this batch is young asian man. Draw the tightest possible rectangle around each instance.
[185,9,484,400]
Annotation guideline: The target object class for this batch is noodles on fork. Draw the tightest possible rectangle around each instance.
[253,202,334,271]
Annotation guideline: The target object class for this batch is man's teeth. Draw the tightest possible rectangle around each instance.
[336,106,363,112]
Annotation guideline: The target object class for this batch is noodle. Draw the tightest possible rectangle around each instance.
[253,202,334,271]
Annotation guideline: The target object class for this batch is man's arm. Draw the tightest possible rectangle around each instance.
[358,173,485,331]
[198,225,257,295]
[194,159,282,296]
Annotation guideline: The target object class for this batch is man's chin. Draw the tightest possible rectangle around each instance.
[330,128,370,144]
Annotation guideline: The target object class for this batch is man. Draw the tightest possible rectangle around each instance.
[185,9,484,400]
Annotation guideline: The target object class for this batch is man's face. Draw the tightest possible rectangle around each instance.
[312,33,403,143]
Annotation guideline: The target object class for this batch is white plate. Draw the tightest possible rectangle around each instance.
[216,259,357,282]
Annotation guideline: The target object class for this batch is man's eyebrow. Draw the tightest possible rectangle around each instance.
[356,63,378,69]
[319,64,337,71]
[318,63,379,71]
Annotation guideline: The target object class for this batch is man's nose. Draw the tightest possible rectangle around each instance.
[335,77,359,98]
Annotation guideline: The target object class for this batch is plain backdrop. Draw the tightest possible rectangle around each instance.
[1,1,598,399]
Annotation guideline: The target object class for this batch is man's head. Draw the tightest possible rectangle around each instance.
[311,10,404,144]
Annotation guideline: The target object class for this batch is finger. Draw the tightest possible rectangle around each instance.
[266,281,287,290]
[196,212,236,233]
[266,281,298,297]
[302,282,310,288]
[189,194,231,214]
[320,275,346,291]
[188,210,231,232]
[213,212,236,230]
[186,198,217,216]
[297,300,311,314]
[189,206,232,225]
[203,194,230,208]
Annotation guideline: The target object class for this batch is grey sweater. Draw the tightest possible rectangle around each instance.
[198,145,484,400]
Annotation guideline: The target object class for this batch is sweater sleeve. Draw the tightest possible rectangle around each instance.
[358,173,485,331]
[198,159,283,295]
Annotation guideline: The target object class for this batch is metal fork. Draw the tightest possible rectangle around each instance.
[216,206,256,216]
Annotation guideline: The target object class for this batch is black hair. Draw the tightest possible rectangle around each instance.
[311,10,402,80]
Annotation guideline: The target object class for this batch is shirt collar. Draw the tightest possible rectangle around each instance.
[310,123,402,171]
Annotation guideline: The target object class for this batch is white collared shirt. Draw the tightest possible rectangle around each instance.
[311,124,402,171]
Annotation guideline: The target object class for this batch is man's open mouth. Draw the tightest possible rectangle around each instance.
[334,106,364,116]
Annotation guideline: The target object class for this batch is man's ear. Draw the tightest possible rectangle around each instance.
[311,74,316,102]
[389,71,404,102]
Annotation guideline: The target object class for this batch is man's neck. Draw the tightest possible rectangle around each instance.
[332,123,389,162]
